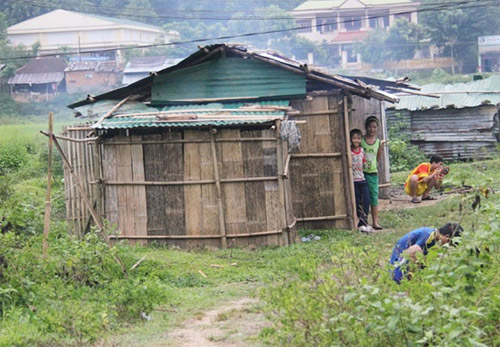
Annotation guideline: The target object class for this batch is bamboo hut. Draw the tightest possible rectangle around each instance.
[64,44,410,246]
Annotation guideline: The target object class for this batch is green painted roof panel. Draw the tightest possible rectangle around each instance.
[151,57,306,103]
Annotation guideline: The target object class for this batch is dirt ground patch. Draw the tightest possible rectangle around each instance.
[165,298,269,346]
[379,184,471,211]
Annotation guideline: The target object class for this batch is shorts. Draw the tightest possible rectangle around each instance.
[364,173,379,206]
[404,180,428,196]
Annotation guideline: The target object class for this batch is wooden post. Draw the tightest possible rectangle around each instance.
[343,96,357,230]
[42,112,53,257]
[210,131,227,248]
[275,120,289,246]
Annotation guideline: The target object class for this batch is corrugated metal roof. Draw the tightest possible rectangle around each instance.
[8,72,64,84]
[69,43,407,109]
[124,57,181,73]
[93,100,289,130]
[65,61,119,72]
[391,76,500,111]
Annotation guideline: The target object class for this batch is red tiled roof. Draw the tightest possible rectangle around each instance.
[331,31,369,43]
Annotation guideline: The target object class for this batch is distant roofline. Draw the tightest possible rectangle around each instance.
[293,0,419,13]
[7,9,164,34]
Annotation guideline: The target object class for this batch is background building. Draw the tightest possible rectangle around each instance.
[292,0,419,69]
[7,9,179,64]
[478,35,500,72]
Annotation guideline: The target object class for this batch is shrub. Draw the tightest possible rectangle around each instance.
[262,197,499,346]
[388,112,426,172]
[0,230,168,345]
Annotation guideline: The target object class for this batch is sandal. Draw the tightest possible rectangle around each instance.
[373,225,383,230]
[411,197,421,204]
[421,195,437,201]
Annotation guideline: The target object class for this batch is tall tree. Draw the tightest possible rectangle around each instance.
[419,0,500,73]
[386,19,422,63]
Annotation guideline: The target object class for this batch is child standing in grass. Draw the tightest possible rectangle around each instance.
[350,129,371,231]
[362,116,383,230]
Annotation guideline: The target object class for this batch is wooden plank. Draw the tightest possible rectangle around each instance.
[241,129,268,247]
[184,130,202,248]
[219,129,248,248]
[263,133,280,246]
[209,132,226,248]
[200,132,219,248]
[114,135,135,242]
[131,135,148,244]
[143,134,168,242]
[102,137,119,233]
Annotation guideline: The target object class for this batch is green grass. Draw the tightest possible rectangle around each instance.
[1,119,499,345]
[102,158,500,345]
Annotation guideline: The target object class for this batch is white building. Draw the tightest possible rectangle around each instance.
[292,0,419,69]
[7,9,179,63]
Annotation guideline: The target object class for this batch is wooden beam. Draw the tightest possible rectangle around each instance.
[42,112,53,258]
[275,120,288,246]
[344,96,356,230]
[93,95,132,128]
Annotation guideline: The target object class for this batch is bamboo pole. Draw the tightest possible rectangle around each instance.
[210,131,227,248]
[42,112,53,258]
[109,229,283,240]
[40,131,98,143]
[275,120,288,246]
[343,96,357,230]
[101,137,277,145]
[296,215,348,222]
[291,152,341,158]
[95,176,279,186]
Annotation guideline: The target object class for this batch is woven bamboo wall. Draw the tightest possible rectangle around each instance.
[289,95,353,230]
[92,125,295,248]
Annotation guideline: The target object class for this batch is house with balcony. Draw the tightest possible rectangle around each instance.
[292,0,419,69]
[7,9,179,64]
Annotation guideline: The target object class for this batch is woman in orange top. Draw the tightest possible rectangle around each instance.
[404,154,444,203]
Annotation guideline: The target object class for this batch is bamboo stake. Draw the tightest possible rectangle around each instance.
[43,133,127,274]
[42,112,53,258]
[343,96,357,230]
[275,120,288,246]
[210,131,227,248]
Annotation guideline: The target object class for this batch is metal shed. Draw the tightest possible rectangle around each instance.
[387,76,500,160]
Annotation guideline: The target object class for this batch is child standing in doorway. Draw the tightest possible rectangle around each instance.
[362,116,383,230]
[350,129,371,231]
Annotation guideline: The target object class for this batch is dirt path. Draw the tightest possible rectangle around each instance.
[378,183,469,211]
[165,298,269,346]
